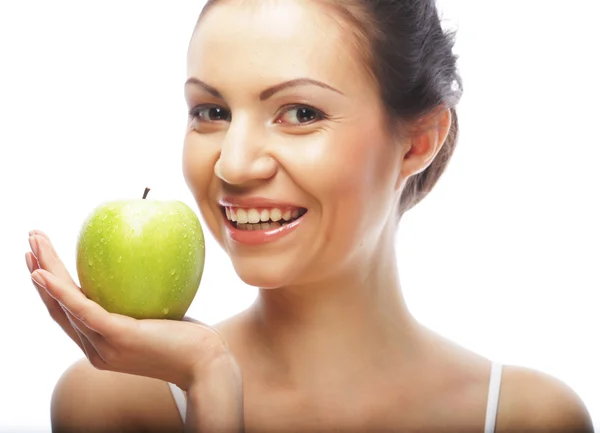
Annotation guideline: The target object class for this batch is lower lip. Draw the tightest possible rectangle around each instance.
[224,214,306,245]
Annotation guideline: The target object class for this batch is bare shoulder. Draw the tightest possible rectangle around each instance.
[51,357,183,433]
[496,364,594,433]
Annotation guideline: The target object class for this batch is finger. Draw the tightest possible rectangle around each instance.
[63,307,112,367]
[29,234,77,287]
[63,305,103,345]
[64,306,91,356]
[25,251,36,273]
[27,239,115,368]
[29,229,50,241]
[31,269,130,338]
[64,312,112,371]
[28,252,85,352]
[62,305,110,355]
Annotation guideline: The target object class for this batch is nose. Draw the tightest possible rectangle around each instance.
[215,119,277,186]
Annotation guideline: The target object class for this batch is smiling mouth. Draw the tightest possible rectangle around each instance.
[222,206,308,231]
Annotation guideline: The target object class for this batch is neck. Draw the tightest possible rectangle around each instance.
[247,234,421,390]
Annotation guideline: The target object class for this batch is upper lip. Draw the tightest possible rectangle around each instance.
[218,196,306,209]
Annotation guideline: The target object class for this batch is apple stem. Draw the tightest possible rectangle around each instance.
[143,187,150,199]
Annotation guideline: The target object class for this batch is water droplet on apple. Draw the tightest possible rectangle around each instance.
[163,308,169,315]
[183,233,188,238]
[170,268,176,275]
[100,238,106,243]
[117,256,122,263]
[175,274,179,281]
[102,215,107,220]
[88,258,93,266]
[188,251,192,256]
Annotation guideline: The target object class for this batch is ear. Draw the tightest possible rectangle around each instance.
[395,107,452,190]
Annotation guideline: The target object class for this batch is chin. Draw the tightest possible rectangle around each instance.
[229,255,305,289]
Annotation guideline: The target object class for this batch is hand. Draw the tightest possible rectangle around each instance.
[26,230,237,391]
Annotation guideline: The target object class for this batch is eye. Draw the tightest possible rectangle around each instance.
[189,105,231,122]
[275,105,327,126]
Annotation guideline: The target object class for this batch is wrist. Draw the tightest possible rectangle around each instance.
[190,345,240,388]
[186,354,244,433]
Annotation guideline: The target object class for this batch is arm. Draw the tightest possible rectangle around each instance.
[496,365,594,433]
[51,358,184,433]
[51,354,244,433]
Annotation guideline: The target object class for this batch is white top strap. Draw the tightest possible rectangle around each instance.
[484,362,503,433]
[168,382,187,423]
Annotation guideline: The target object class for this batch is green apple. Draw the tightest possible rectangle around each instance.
[76,188,205,320]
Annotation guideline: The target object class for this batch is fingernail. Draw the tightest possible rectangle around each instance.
[31,270,46,288]
[25,253,33,273]
[29,236,39,258]
[28,230,35,237]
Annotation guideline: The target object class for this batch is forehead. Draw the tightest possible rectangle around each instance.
[187,0,371,95]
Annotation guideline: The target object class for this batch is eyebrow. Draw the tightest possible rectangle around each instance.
[184,77,344,100]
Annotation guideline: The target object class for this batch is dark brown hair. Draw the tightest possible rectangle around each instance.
[198,0,463,217]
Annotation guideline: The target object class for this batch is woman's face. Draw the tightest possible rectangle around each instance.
[183,0,404,289]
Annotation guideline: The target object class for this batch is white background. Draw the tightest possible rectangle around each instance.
[1,1,598,431]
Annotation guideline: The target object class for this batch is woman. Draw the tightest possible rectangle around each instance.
[25,0,593,432]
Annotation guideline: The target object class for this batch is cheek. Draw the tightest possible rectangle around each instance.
[182,135,216,198]
[285,132,396,285]
[287,125,397,271]
[182,135,224,239]
[327,150,392,243]
[300,126,395,216]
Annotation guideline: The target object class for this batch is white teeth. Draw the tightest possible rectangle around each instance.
[260,209,270,222]
[236,222,283,231]
[225,206,305,225]
[247,209,260,224]
[270,208,282,221]
[236,209,248,224]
